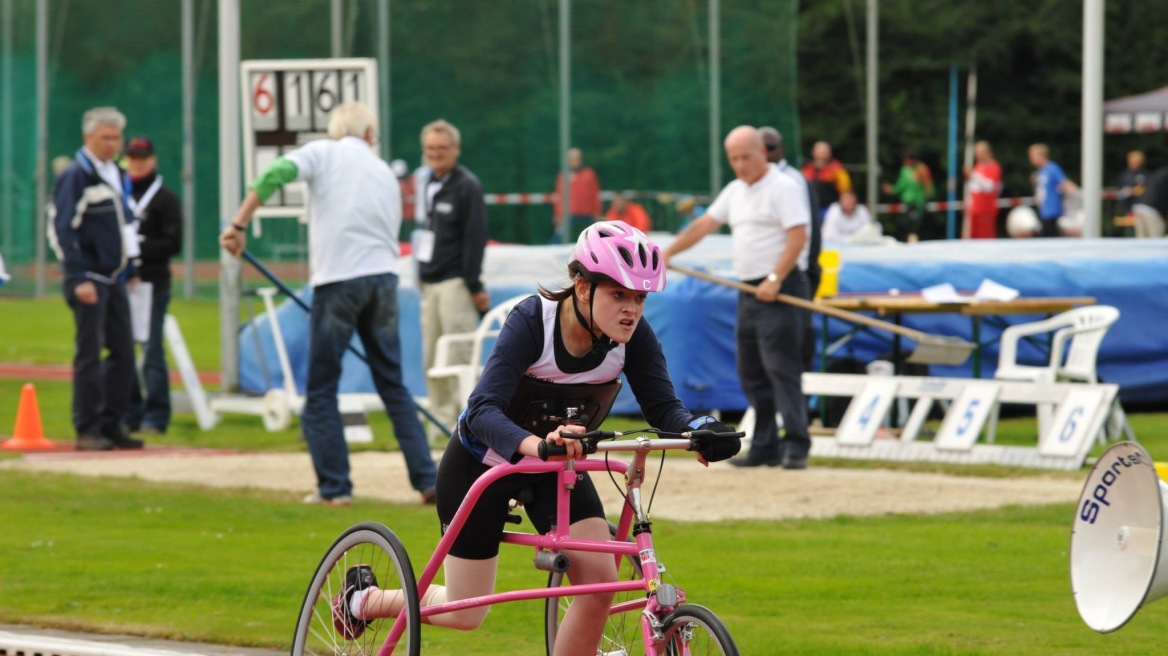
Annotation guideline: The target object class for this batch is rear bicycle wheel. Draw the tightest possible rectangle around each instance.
[661,604,738,656]
[544,521,646,655]
[291,521,421,656]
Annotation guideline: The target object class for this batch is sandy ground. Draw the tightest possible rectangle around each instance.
[0,448,1084,520]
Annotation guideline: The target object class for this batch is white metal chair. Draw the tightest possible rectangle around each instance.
[426,294,529,415]
[985,305,1132,443]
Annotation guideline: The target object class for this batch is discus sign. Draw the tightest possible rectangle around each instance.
[241,58,379,219]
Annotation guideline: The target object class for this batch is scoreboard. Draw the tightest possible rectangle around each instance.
[240,58,379,222]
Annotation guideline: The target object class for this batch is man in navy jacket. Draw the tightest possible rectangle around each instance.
[49,106,143,451]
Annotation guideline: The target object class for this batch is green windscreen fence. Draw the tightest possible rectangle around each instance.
[0,0,798,296]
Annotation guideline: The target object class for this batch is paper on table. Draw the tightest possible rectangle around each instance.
[921,279,1020,304]
[973,278,1020,301]
[128,281,153,344]
[920,283,972,303]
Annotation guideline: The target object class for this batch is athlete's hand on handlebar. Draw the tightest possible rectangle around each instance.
[685,417,743,465]
[541,424,587,461]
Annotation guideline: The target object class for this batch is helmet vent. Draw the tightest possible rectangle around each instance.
[616,246,634,267]
[590,251,600,264]
[651,249,659,271]
[637,243,648,267]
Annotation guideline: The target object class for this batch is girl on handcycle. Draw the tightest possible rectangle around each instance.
[333,220,739,655]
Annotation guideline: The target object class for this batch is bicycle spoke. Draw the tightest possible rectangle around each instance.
[292,523,420,656]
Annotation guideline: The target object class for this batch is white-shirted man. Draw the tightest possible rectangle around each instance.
[663,125,811,469]
[822,191,877,242]
[220,101,437,506]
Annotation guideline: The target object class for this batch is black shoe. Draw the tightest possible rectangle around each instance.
[332,564,379,640]
[782,455,808,470]
[103,425,145,449]
[728,455,782,468]
[76,434,114,451]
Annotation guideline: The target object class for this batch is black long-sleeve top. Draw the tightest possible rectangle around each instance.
[417,164,488,295]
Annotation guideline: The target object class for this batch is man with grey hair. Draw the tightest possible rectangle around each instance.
[49,106,142,451]
[413,119,489,430]
[221,101,437,506]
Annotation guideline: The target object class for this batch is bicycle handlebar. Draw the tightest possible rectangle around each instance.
[537,429,745,461]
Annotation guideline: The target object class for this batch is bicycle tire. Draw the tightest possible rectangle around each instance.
[544,521,646,655]
[661,604,739,656]
[291,521,421,656]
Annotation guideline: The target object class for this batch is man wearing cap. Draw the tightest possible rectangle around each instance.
[48,106,142,451]
[123,135,183,436]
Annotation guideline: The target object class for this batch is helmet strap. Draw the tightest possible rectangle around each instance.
[571,282,617,355]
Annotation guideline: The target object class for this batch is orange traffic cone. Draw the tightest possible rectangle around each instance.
[1,383,57,450]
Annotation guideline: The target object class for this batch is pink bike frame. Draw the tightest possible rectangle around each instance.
[378,437,696,656]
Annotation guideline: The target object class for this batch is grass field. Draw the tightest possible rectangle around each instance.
[3,296,1168,653]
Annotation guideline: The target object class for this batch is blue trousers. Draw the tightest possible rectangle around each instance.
[128,283,171,432]
[735,270,811,461]
[302,273,437,498]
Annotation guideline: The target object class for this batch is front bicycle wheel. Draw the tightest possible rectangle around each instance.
[291,521,421,656]
[661,604,738,656]
[544,521,645,655]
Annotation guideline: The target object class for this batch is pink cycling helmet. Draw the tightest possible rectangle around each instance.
[569,220,666,292]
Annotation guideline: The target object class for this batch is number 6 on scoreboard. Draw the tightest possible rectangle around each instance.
[250,72,278,132]
[312,71,340,129]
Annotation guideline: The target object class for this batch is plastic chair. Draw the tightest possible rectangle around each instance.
[426,295,529,414]
[985,305,1132,443]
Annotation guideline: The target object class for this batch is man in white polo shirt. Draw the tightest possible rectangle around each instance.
[220,101,437,505]
[664,125,811,469]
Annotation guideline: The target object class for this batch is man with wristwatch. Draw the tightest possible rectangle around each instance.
[663,125,811,469]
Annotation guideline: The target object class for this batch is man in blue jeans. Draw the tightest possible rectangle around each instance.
[220,101,437,505]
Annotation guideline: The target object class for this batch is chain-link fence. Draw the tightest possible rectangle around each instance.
[0,0,798,297]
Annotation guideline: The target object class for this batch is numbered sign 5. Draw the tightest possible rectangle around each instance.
[934,382,999,451]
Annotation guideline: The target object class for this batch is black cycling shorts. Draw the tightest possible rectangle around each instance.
[436,435,607,560]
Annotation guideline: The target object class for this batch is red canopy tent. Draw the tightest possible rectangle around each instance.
[1105,86,1168,133]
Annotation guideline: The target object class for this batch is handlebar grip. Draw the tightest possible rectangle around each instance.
[686,430,744,463]
[538,439,565,461]
[559,429,618,441]
[538,433,609,461]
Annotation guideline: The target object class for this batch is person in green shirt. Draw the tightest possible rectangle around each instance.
[882,147,934,243]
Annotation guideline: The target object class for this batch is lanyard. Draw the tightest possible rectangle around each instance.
[129,175,163,217]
